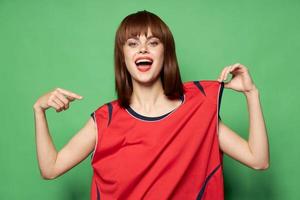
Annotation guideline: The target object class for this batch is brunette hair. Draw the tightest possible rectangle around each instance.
[114,10,184,108]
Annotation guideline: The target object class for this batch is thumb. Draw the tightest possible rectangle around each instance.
[223,81,232,89]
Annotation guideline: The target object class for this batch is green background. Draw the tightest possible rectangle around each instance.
[1,0,299,199]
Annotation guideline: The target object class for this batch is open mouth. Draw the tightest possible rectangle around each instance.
[135,59,153,67]
[135,58,153,72]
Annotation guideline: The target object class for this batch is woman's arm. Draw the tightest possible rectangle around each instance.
[33,88,96,179]
[217,63,270,170]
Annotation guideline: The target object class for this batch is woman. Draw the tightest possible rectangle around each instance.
[33,10,269,200]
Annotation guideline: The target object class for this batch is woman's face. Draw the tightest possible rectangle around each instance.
[123,28,164,85]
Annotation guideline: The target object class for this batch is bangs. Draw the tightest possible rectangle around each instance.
[114,10,184,108]
[117,11,165,45]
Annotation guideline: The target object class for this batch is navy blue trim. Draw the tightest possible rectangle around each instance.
[107,103,113,126]
[196,164,221,200]
[90,112,95,160]
[125,94,184,121]
[96,182,101,200]
[179,94,184,102]
[218,82,224,120]
[90,112,95,121]
[193,81,206,96]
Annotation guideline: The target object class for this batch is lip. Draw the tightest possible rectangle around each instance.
[137,66,151,72]
[134,56,153,64]
[135,56,153,72]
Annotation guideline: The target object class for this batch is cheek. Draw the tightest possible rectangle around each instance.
[155,47,164,64]
[123,49,135,66]
[123,54,130,66]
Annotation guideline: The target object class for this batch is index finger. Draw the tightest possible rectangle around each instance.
[230,63,243,73]
[56,88,83,100]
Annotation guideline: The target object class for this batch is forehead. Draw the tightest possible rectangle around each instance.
[118,14,166,45]
[123,25,163,42]
[127,30,159,40]
[126,27,152,38]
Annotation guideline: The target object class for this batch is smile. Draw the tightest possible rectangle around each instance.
[135,57,153,72]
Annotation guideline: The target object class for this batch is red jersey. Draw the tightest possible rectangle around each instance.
[90,80,225,200]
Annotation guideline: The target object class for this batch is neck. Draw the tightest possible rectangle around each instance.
[130,78,167,112]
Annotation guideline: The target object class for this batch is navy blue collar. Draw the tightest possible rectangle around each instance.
[125,95,184,121]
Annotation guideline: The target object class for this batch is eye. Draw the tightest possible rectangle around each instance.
[126,38,139,47]
[150,42,158,46]
[128,42,138,47]
[149,40,159,47]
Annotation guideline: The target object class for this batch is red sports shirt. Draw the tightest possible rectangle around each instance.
[90,80,225,200]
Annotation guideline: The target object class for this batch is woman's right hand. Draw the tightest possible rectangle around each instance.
[33,88,83,112]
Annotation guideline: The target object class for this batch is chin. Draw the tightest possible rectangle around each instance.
[133,75,161,86]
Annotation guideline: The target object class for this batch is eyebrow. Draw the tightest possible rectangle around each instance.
[127,36,159,41]
[146,36,157,40]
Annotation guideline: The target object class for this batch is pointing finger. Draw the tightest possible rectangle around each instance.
[56,88,83,100]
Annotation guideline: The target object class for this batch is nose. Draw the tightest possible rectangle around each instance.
[138,43,148,54]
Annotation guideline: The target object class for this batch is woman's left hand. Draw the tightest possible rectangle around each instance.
[217,63,257,94]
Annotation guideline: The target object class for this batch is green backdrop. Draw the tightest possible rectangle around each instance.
[1,0,299,199]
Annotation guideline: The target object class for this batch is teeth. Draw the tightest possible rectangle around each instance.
[135,59,153,65]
